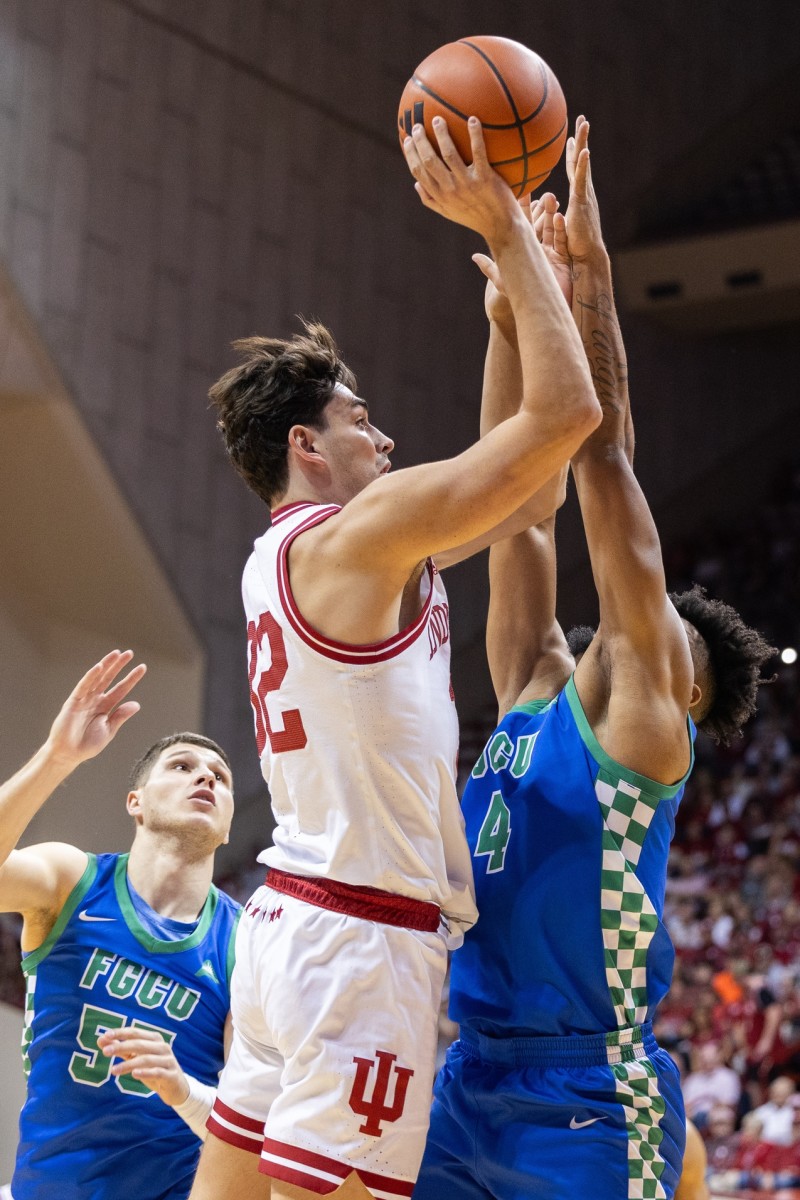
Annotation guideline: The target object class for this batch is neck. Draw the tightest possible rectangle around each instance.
[126,832,215,922]
[275,476,351,512]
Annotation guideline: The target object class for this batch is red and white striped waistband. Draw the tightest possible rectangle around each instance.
[265,868,441,932]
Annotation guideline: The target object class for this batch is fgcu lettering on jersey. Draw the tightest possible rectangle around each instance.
[13,852,240,1200]
[79,947,200,1018]
[453,677,694,1042]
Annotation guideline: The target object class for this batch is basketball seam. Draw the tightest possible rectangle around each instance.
[459,39,550,195]
[489,119,568,168]
[405,44,562,199]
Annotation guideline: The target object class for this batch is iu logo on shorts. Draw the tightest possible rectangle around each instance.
[348,1049,414,1137]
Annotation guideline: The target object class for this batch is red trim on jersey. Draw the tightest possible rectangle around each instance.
[275,508,436,664]
[266,869,440,932]
[260,1137,414,1195]
[270,501,340,527]
[207,1097,264,1154]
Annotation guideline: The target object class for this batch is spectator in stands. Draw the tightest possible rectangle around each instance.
[751,1075,798,1145]
[706,1112,766,1194]
[726,969,784,1096]
[682,1041,741,1129]
[703,1103,741,1174]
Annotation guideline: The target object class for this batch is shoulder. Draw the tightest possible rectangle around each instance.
[4,843,91,951]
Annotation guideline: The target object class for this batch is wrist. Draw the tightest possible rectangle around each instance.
[489,308,517,342]
[32,741,80,784]
[484,206,533,256]
[173,1074,215,1140]
[572,246,611,279]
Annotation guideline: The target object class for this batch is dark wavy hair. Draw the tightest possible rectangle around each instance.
[669,584,776,745]
[566,587,775,745]
[209,320,357,506]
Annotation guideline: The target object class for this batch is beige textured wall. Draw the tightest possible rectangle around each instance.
[0,0,798,864]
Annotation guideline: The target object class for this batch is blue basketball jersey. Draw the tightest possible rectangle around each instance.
[451,677,694,1039]
[13,852,241,1200]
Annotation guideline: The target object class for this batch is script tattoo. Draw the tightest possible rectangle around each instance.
[575,292,628,416]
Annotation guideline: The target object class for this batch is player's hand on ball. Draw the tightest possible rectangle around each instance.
[403,116,521,240]
[98,1025,189,1107]
[563,116,606,266]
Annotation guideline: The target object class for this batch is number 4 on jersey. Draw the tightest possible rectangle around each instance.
[474,790,511,873]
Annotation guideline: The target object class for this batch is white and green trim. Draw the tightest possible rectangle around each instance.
[566,677,692,1026]
[611,1058,668,1199]
[113,854,218,954]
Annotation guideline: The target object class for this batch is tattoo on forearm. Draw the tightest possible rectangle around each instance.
[575,291,628,412]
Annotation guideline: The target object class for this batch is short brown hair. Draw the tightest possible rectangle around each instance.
[209,319,357,506]
[129,734,232,790]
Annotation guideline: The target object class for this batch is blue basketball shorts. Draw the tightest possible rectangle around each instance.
[413,1023,686,1200]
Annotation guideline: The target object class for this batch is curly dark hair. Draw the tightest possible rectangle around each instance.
[669,584,777,746]
[565,624,596,660]
[209,319,357,506]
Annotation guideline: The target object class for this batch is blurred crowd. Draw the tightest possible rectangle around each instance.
[655,458,800,1194]
[1,459,799,1192]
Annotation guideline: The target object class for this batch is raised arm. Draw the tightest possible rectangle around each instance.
[0,650,146,937]
[473,194,575,714]
[566,120,694,782]
[307,122,600,578]
[435,194,571,570]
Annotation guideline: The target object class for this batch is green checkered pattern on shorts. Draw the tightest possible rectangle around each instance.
[21,968,36,1077]
[611,1058,668,1200]
[597,773,660,1028]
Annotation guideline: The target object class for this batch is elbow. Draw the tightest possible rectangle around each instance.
[584,392,604,435]
[568,389,603,443]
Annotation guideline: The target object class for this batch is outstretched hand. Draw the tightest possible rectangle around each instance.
[471,117,605,316]
[403,117,521,242]
[45,650,147,771]
[561,115,605,266]
[473,191,573,318]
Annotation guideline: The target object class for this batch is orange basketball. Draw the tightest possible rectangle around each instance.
[398,36,567,198]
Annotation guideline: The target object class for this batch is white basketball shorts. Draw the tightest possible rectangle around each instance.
[208,871,448,1199]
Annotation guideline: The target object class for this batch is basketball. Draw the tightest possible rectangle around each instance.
[398,36,567,198]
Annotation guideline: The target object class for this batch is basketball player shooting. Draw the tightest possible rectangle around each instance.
[187,118,600,1200]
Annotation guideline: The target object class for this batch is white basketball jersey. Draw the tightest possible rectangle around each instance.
[242,501,477,940]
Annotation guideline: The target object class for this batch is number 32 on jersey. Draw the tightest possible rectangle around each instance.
[247,612,307,755]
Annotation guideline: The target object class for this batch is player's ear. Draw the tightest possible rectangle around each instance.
[688,682,702,713]
[126,789,143,820]
[288,424,322,462]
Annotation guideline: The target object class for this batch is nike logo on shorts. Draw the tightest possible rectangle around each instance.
[78,912,115,922]
[569,1115,607,1129]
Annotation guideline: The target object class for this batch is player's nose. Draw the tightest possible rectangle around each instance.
[375,426,394,454]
